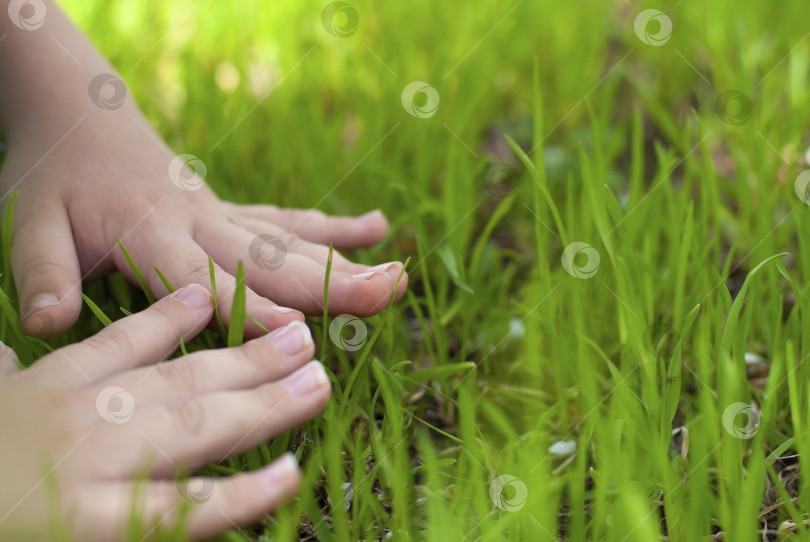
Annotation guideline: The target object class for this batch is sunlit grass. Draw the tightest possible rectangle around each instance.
[3,0,810,539]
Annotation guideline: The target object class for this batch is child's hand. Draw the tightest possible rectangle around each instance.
[0,2,408,338]
[1,109,407,338]
[0,284,329,540]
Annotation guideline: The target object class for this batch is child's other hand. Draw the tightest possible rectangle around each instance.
[0,284,329,540]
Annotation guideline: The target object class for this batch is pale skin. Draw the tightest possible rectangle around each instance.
[0,285,331,539]
[0,0,408,339]
[0,0,408,538]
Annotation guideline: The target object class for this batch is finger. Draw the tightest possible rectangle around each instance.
[101,320,314,404]
[226,204,389,249]
[183,454,300,539]
[39,284,213,386]
[70,454,300,541]
[120,233,303,337]
[0,342,20,374]
[111,361,330,475]
[10,199,82,338]
[237,217,372,274]
[196,221,408,316]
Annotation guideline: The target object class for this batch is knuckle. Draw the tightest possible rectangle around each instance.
[151,482,181,510]
[154,360,198,395]
[284,208,325,227]
[19,259,70,281]
[215,478,243,505]
[185,260,214,282]
[252,384,278,412]
[235,341,271,376]
[83,324,136,359]
[150,301,188,332]
[164,399,206,438]
[0,344,19,363]
[279,231,301,249]
[305,209,327,221]
[15,258,78,293]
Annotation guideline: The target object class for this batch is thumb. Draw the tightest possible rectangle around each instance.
[0,341,20,374]
[10,201,82,338]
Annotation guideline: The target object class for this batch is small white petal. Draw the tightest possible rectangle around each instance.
[548,440,577,456]
[745,352,766,365]
[508,318,525,340]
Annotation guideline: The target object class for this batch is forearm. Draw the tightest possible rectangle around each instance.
[0,1,137,143]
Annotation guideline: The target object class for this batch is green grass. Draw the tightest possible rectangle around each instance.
[5,0,810,539]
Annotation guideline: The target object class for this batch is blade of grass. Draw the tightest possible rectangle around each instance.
[81,293,112,326]
[208,257,226,338]
[154,266,175,293]
[322,244,333,361]
[506,134,568,244]
[115,237,155,303]
[246,315,269,334]
[227,261,246,348]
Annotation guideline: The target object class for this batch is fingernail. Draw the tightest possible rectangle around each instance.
[266,321,312,355]
[352,271,382,280]
[358,209,384,223]
[366,261,401,274]
[22,293,60,320]
[172,284,210,309]
[259,452,298,489]
[269,305,300,315]
[280,361,330,395]
[351,262,400,281]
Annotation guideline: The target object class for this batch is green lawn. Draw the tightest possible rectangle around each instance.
[4,0,810,540]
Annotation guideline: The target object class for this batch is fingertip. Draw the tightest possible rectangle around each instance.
[351,209,389,246]
[169,283,213,310]
[153,284,215,342]
[243,299,305,338]
[279,360,331,396]
[391,268,409,301]
[350,261,408,308]
[358,209,388,228]
[371,261,407,284]
[264,320,314,357]
[21,306,57,338]
[21,292,81,338]
[338,267,408,317]
[264,302,305,324]
[259,453,302,502]
[0,342,20,374]
[11,204,83,338]
[21,293,60,320]
[185,453,301,537]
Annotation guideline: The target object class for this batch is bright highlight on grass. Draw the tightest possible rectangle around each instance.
[3,0,810,539]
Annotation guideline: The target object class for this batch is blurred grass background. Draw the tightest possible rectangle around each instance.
[5,0,810,539]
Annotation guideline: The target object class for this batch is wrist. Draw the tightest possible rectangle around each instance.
[0,1,139,141]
